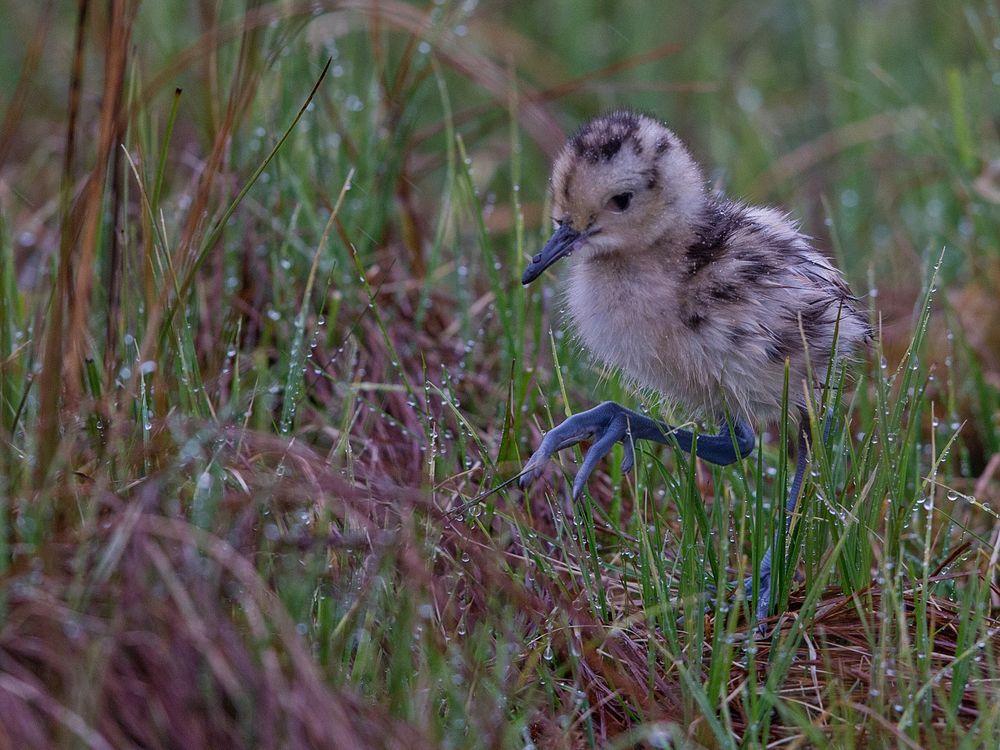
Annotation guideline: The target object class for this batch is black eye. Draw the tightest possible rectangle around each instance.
[608,192,633,212]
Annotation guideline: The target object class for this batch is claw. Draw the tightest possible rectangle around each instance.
[620,438,635,474]
[753,613,770,636]
[573,415,627,498]
[518,463,539,489]
[518,447,551,489]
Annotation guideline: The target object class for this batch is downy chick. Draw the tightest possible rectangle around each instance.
[520,111,869,624]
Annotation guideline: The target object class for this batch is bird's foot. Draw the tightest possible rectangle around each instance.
[677,577,772,634]
[744,572,773,635]
[519,401,638,499]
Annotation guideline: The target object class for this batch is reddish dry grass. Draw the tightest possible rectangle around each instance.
[3,412,996,747]
[0,469,430,747]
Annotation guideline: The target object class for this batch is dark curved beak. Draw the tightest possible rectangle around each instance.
[522,223,582,285]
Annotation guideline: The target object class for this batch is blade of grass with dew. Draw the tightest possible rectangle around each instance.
[121,143,213,421]
[454,134,515,355]
[155,56,333,357]
[151,86,183,212]
[280,168,354,435]
[506,78,530,420]
[0,213,24,437]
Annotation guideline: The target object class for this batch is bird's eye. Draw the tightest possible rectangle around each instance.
[607,192,633,212]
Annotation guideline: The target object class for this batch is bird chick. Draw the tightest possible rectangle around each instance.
[520,111,869,624]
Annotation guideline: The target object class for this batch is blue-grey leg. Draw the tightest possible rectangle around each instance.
[519,401,755,499]
[749,411,818,625]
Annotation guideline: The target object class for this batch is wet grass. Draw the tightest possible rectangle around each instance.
[1,1,999,747]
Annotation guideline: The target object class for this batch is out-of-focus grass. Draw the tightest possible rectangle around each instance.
[1,1,999,747]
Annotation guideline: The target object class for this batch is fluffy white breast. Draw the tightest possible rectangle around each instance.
[564,256,730,418]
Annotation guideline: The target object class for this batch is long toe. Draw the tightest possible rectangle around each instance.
[572,417,627,498]
[518,451,549,489]
[522,402,632,497]
[520,411,606,491]
[755,586,771,627]
[743,573,772,624]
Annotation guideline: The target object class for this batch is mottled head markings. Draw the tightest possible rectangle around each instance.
[570,111,641,164]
